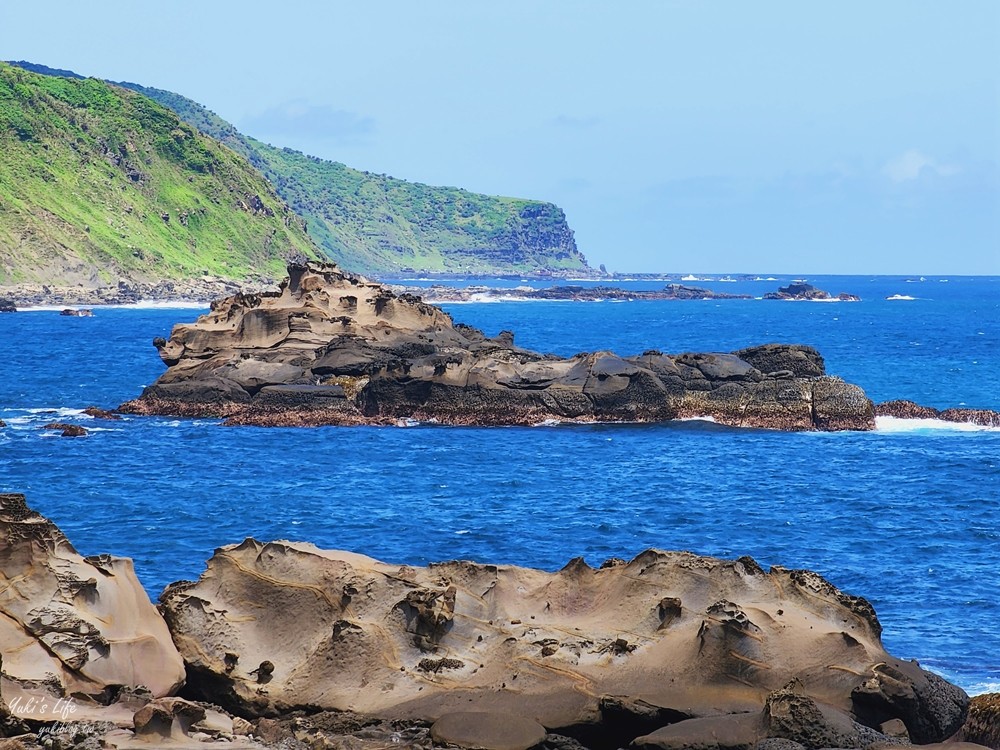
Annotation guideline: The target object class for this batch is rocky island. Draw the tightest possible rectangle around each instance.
[119,261,875,430]
[2,493,994,750]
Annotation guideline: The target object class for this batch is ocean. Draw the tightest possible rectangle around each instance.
[1,274,998,695]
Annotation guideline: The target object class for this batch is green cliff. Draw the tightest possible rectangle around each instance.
[0,63,320,286]
[107,79,590,277]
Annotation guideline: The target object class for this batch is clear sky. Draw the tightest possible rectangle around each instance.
[3,1,999,274]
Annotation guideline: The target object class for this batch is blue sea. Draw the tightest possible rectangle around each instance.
[1,274,998,695]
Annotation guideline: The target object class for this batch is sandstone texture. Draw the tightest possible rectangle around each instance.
[120,262,875,430]
[0,494,184,703]
[0,495,982,750]
[160,539,967,746]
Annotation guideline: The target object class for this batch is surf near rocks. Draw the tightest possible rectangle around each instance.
[120,261,876,431]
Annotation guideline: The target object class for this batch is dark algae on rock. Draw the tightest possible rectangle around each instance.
[120,261,876,430]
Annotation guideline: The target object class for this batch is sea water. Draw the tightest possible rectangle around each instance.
[1,274,998,694]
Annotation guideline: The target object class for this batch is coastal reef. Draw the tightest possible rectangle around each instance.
[120,261,876,430]
[0,494,982,750]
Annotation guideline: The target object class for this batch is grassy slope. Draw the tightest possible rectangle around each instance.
[111,80,590,277]
[0,63,320,286]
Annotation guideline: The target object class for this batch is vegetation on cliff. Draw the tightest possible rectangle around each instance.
[108,76,589,277]
[0,63,320,286]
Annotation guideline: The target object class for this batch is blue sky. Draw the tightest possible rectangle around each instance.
[3,1,998,273]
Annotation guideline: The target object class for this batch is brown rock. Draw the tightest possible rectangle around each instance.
[83,406,122,420]
[962,692,1000,749]
[120,262,875,431]
[132,697,205,741]
[159,541,964,741]
[0,494,185,702]
[431,711,547,750]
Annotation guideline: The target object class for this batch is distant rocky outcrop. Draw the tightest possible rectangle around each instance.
[0,298,15,313]
[160,539,968,746]
[0,493,184,704]
[876,400,1000,428]
[394,283,751,303]
[120,262,875,431]
[764,283,860,302]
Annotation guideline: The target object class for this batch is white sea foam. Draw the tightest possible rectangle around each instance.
[966,680,1000,696]
[885,294,917,301]
[875,416,999,433]
[674,416,718,423]
[533,419,563,427]
[17,407,87,417]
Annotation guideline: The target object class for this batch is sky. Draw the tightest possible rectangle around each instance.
[3,1,999,274]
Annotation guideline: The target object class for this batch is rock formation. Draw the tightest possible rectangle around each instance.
[160,540,968,746]
[0,495,982,750]
[0,494,184,704]
[961,693,1000,749]
[392,283,751,303]
[763,283,860,302]
[120,262,875,431]
[876,400,1000,428]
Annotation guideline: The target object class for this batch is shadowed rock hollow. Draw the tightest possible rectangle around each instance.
[120,262,875,430]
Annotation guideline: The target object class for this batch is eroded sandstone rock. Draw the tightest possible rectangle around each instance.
[159,541,965,744]
[120,262,875,431]
[0,494,184,706]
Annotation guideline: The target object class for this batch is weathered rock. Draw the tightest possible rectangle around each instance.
[41,422,88,437]
[875,399,942,420]
[0,494,185,706]
[960,693,1000,749]
[431,711,547,750]
[874,400,1000,427]
[82,406,121,420]
[131,698,205,742]
[762,283,860,302]
[120,262,875,431]
[159,541,965,744]
[633,682,903,750]
[0,299,16,313]
[58,308,93,317]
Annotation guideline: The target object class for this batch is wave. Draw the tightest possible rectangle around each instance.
[885,294,917,301]
[966,680,1000,696]
[875,416,1000,433]
[1,407,87,419]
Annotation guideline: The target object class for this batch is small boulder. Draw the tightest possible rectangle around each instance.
[83,406,122,420]
[432,711,547,750]
[132,697,206,741]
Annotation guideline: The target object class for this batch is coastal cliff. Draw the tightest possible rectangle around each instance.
[9,61,593,279]
[120,261,875,430]
[0,63,320,288]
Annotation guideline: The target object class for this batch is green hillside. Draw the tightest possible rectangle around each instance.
[109,79,590,277]
[0,63,320,286]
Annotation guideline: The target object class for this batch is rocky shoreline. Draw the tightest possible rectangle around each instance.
[118,261,876,430]
[0,276,278,309]
[1,492,995,750]
[0,278,861,310]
